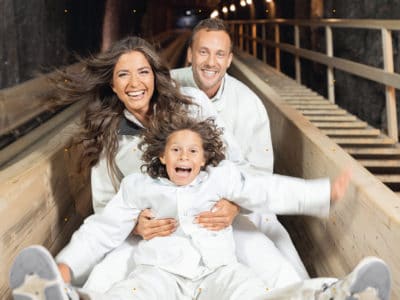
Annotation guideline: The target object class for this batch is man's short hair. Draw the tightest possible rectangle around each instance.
[189,18,233,52]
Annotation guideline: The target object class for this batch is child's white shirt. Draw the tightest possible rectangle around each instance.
[56,160,329,281]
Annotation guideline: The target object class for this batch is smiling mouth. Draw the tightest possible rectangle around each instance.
[127,90,145,97]
[201,69,218,77]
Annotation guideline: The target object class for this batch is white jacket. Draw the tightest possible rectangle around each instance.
[91,86,243,213]
[56,161,329,280]
[171,67,273,172]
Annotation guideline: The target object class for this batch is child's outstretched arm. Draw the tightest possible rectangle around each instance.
[330,169,352,204]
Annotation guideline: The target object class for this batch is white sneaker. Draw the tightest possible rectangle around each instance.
[9,245,79,300]
[317,256,391,300]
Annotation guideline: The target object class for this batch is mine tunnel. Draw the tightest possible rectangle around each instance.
[1,0,400,299]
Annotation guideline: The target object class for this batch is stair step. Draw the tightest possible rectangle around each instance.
[359,159,400,168]
[375,174,400,183]
[285,100,332,105]
[307,116,358,121]
[344,147,400,156]
[279,95,323,99]
[301,110,348,115]
[333,137,396,145]
[291,104,339,110]
[313,122,368,129]
[321,129,381,137]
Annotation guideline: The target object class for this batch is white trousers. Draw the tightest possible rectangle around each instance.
[84,214,305,292]
[82,264,336,300]
[83,263,268,300]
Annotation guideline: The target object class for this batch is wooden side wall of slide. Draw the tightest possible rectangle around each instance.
[230,51,400,299]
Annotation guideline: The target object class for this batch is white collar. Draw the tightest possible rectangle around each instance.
[123,109,146,128]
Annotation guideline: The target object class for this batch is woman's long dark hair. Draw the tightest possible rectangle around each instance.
[52,36,193,189]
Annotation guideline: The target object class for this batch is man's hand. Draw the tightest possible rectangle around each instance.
[133,209,177,240]
[195,198,240,231]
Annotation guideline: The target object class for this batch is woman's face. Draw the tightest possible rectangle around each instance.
[112,51,155,122]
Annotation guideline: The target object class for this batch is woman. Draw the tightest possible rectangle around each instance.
[53,36,303,290]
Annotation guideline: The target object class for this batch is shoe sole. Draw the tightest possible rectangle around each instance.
[9,245,67,300]
[349,256,391,300]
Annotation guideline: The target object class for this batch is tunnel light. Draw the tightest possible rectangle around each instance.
[229,4,236,12]
[210,9,219,18]
[240,0,246,7]
[246,0,252,4]
[222,6,228,13]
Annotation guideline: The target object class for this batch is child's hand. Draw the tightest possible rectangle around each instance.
[57,263,72,283]
[330,169,352,204]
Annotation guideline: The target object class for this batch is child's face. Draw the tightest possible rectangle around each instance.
[160,129,206,186]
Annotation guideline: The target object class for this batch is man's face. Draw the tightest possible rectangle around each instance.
[187,29,233,98]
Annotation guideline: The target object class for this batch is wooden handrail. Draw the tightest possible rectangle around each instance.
[0,30,189,152]
[226,18,400,141]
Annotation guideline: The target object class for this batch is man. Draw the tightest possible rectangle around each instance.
[170,17,309,282]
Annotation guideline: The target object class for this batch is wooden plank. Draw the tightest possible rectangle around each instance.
[359,159,400,168]
[313,121,368,129]
[231,54,400,299]
[284,100,331,105]
[332,137,396,145]
[0,101,85,167]
[0,115,91,299]
[301,109,347,115]
[321,129,381,136]
[375,174,400,183]
[343,147,400,156]
[290,104,339,109]
[280,95,324,99]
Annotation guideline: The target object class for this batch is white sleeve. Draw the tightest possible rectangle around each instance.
[181,87,244,163]
[55,177,141,280]
[234,86,273,172]
[91,156,116,214]
[245,95,274,172]
[223,162,331,218]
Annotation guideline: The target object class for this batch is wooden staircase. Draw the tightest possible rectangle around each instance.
[243,56,400,195]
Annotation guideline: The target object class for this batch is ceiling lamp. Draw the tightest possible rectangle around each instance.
[246,0,252,4]
[240,0,246,6]
[222,6,228,13]
[229,4,236,11]
[210,9,219,18]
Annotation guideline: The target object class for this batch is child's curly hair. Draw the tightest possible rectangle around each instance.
[139,115,226,179]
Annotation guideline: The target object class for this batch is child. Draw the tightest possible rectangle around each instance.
[9,116,390,300]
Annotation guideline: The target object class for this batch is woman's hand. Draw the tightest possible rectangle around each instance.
[133,209,177,240]
[195,198,240,231]
[57,263,72,283]
[330,169,352,204]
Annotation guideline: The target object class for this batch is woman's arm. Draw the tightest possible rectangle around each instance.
[195,199,240,231]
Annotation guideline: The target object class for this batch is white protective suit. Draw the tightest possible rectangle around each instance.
[56,160,331,299]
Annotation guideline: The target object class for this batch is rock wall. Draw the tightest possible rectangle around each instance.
[0,0,105,89]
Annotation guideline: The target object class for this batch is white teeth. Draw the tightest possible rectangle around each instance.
[127,91,145,97]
